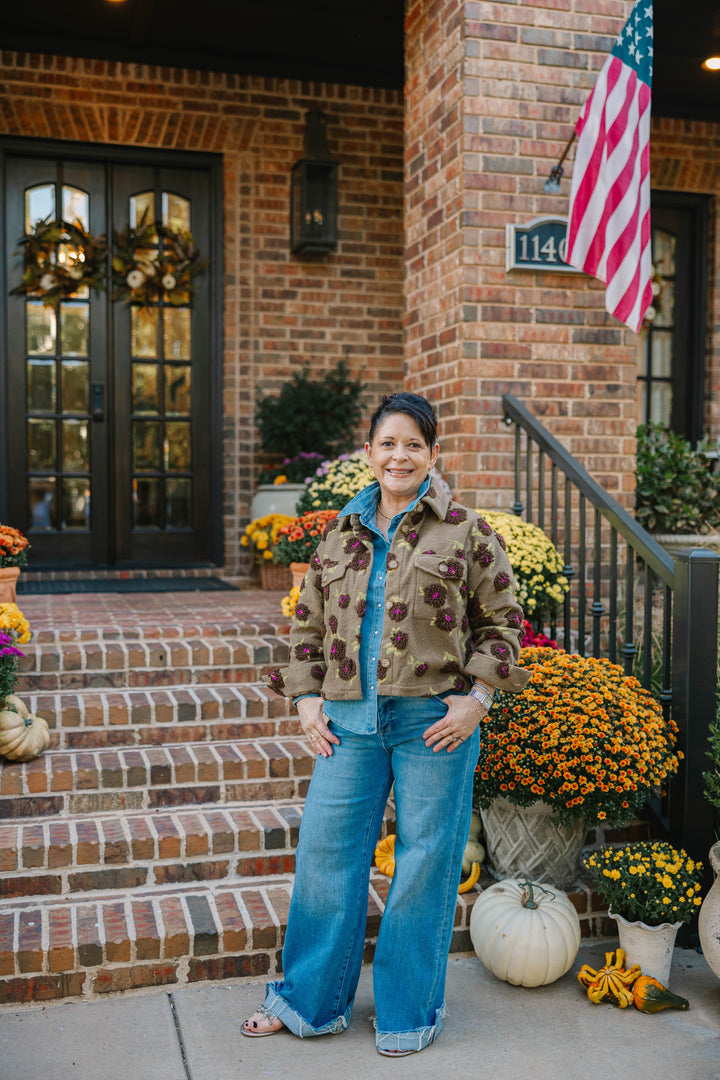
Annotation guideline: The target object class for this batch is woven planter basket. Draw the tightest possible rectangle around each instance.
[259,563,293,590]
[480,797,586,888]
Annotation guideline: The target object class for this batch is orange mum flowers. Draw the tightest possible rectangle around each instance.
[474,647,681,827]
[0,525,30,569]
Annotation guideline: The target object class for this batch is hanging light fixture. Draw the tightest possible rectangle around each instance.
[290,110,338,255]
[702,56,720,71]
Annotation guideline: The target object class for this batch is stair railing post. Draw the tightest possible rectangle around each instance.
[670,548,719,861]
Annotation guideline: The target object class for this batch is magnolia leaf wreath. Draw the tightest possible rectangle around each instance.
[111,210,207,308]
[9,217,108,308]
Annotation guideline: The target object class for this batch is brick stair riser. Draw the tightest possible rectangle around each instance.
[20,686,297,751]
[0,740,313,819]
[0,804,398,899]
[0,874,505,1004]
[15,665,278,693]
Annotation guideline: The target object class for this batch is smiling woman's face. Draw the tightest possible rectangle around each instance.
[365,412,439,507]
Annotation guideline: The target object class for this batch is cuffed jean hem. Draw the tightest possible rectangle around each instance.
[264,982,351,1038]
[373,1003,446,1053]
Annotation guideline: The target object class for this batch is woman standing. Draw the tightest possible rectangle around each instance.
[243,392,529,1056]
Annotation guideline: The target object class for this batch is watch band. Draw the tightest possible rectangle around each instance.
[468,685,494,709]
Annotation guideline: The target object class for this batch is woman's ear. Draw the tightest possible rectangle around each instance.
[430,442,440,468]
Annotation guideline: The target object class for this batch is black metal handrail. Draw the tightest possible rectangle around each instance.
[502,393,719,862]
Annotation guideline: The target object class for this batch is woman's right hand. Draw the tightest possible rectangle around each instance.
[297,696,340,758]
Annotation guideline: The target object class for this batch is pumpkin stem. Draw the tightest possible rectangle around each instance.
[519,879,555,909]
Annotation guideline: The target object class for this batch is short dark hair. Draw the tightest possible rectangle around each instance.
[368,392,438,448]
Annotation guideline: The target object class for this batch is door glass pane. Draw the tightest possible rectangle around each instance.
[62,420,89,472]
[27,360,56,412]
[134,478,161,528]
[162,192,190,232]
[28,419,56,470]
[130,191,156,232]
[61,361,89,413]
[651,331,673,378]
[133,421,161,470]
[653,229,675,276]
[167,478,192,527]
[131,306,159,358]
[163,307,191,359]
[165,365,191,415]
[26,302,57,355]
[60,302,90,357]
[649,382,673,427]
[164,422,191,471]
[25,185,55,233]
[29,477,56,530]
[133,364,160,414]
[62,186,89,231]
[61,478,90,530]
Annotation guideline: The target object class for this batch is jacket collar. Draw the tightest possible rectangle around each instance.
[339,475,451,526]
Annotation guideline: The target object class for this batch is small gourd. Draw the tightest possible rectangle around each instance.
[462,811,486,875]
[632,975,690,1013]
[458,862,481,893]
[0,700,50,762]
[577,948,641,1008]
[374,835,482,894]
[470,878,581,987]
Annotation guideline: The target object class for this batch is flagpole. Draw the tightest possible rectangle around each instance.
[543,131,577,193]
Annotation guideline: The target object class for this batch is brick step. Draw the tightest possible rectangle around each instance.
[18,682,298,751]
[0,799,398,899]
[15,635,289,693]
[0,870,484,1004]
[0,738,313,819]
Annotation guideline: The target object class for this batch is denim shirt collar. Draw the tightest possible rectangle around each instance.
[339,474,440,527]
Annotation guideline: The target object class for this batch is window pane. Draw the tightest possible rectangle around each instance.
[28,419,56,471]
[167,478,192,528]
[163,307,191,360]
[165,365,191,415]
[133,421,161,470]
[26,302,57,356]
[27,360,56,412]
[650,382,673,427]
[653,229,675,277]
[61,361,89,414]
[61,478,90,530]
[164,421,191,471]
[62,187,89,231]
[29,477,56,530]
[131,306,159,358]
[134,477,161,528]
[133,363,160,415]
[651,331,673,379]
[129,192,156,232]
[62,420,89,472]
[162,192,190,232]
[25,185,55,233]
[653,282,674,328]
[60,302,89,357]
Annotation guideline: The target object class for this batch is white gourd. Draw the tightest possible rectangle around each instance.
[470,878,581,987]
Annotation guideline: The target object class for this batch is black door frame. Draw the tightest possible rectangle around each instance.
[0,135,225,569]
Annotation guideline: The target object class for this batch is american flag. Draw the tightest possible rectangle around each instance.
[565,0,653,333]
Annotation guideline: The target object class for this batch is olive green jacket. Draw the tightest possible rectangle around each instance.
[264,483,530,701]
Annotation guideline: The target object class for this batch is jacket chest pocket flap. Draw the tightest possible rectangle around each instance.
[413,552,467,618]
[320,563,347,597]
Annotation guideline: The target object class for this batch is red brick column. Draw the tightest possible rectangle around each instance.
[404,1,640,508]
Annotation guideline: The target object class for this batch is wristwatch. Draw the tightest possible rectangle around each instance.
[468,684,495,710]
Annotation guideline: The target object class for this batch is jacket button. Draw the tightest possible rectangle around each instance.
[380,658,390,668]
[386,600,393,609]
[438,562,448,572]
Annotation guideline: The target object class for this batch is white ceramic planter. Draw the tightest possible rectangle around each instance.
[698,841,720,981]
[480,797,586,888]
[249,483,305,521]
[609,908,680,987]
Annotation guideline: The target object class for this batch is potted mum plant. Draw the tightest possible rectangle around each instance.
[585,841,703,986]
[0,524,30,603]
[474,647,682,887]
[270,509,339,587]
[240,513,296,590]
[295,451,376,514]
[0,602,49,763]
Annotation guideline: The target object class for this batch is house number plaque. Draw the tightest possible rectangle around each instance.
[505,215,580,273]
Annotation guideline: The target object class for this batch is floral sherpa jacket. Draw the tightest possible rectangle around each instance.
[264,483,531,701]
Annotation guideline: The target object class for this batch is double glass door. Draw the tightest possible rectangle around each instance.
[4,154,216,569]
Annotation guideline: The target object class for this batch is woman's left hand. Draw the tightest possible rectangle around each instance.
[423,694,486,753]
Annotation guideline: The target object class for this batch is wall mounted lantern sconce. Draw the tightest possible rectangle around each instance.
[290,110,338,254]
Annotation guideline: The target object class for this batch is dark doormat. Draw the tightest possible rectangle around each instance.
[17,577,238,595]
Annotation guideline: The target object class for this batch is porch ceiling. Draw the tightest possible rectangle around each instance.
[2,0,719,119]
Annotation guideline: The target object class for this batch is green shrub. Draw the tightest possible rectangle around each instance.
[255,361,366,459]
[635,423,720,534]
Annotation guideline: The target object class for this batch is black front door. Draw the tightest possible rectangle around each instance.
[3,150,219,569]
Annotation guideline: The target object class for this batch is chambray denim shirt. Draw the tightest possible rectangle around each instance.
[296,477,431,735]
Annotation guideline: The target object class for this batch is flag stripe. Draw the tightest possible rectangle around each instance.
[565,0,653,334]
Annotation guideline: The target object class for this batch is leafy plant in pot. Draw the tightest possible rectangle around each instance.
[635,422,720,538]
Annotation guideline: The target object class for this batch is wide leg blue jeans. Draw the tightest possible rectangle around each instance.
[264,695,480,1053]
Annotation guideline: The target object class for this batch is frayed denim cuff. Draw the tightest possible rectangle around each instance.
[264,981,352,1038]
[373,1002,446,1052]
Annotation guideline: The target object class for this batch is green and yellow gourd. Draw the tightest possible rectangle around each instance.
[632,975,690,1013]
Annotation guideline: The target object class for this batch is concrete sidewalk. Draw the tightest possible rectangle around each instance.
[1,944,718,1080]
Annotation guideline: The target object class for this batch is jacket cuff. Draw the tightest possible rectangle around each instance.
[464,654,530,694]
[263,665,327,699]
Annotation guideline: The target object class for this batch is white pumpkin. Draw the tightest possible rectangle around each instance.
[0,703,50,762]
[470,878,581,987]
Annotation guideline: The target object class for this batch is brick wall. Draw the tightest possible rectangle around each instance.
[650,116,720,440]
[404,1,648,510]
[0,52,405,574]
